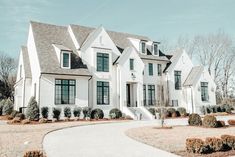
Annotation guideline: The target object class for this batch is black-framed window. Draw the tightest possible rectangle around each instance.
[148,85,155,105]
[97,53,109,72]
[174,71,181,90]
[97,81,109,105]
[130,59,134,70]
[62,52,69,68]
[140,42,146,53]
[55,79,75,104]
[149,63,153,76]
[201,82,209,101]
[172,100,178,107]
[153,44,158,55]
[157,64,162,76]
[143,84,146,106]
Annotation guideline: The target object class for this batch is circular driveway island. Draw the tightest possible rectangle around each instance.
[43,120,180,157]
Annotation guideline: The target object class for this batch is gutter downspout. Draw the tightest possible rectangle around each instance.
[22,78,26,113]
[166,71,170,106]
[190,85,194,113]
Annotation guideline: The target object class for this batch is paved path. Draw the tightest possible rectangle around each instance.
[43,120,180,157]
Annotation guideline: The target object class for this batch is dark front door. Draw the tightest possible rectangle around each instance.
[126,84,130,107]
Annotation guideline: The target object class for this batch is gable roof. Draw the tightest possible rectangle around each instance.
[184,66,204,86]
[69,24,150,49]
[163,48,184,72]
[30,21,91,76]
[21,46,32,78]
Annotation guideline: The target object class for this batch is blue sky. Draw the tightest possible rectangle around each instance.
[0,0,234,57]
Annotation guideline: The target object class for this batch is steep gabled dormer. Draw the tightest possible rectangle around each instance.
[139,40,147,54]
[152,42,159,56]
[53,44,72,69]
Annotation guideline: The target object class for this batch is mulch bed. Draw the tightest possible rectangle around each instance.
[6,117,132,125]
[176,150,235,157]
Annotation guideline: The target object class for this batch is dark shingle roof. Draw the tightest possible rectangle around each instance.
[21,46,32,78]
[30,21,90,76]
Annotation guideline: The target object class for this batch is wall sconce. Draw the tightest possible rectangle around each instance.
[131,73,136,80]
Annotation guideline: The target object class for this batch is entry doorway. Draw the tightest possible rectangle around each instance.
[126,83,137,107]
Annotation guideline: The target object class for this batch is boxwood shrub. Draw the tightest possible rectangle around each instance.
[188,113,202,126]
[109,108,122,119]
[91,108,104,119]
[202,115,217,128]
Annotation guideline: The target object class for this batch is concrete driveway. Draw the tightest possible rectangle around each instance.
[43,120,180,157]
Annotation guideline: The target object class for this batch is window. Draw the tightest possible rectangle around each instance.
[174,71,181,90]
[148,63,153,76]
[140,41,146,53]
[143,85,146,106]
[19,65,22,78]
[172,100,178,107]
[201,82,209,101]
[55,79,75,104]
[130,59,134,70]
[153,44,159,55]
[62,52,70,68]
[157,64,162,76]
[148,85,155,105]
[97,81,109,105]
[97,53,109,72]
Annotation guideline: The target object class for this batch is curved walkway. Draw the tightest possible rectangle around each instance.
[43,120,180,157]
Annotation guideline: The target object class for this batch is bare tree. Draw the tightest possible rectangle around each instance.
[176,35,195,59]
[0,53,17,99]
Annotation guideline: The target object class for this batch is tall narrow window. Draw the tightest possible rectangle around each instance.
[19,65,22,78]
[97,81,109,105]
[148,85,155,105]
[62,53,69,68]
[140,41,146,53]
[130,59,134,70]
[174,71,181,90]
[157,64,162,76]
[153,44,159,55]
[201,82,209,101]
[143,85,146,106]
[97,53,109,72]
[55,79,75,104]
[148,63,153,76]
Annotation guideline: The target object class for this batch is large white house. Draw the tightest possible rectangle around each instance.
[14,21,216,119]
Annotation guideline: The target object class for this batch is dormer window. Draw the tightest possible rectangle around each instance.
[140,41,146,54]
[61,51,71,69]
[153,43,159,55]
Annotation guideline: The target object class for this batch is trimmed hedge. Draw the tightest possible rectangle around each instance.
[186,135,235,154]
[52,107,61,120]
[188,113,202,126]
[91,108,104,119]
[82,107,92,119]
[177,107,187,117]
[41,107,49,119]
[64,107,72,118]
[73,107,82,118]
[202,115,217,128]
[109,108,122,119]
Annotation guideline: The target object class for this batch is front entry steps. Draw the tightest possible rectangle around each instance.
[123,107,154,120]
